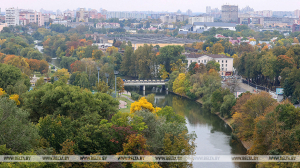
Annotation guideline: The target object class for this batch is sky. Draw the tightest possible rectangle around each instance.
[1,0,300,13]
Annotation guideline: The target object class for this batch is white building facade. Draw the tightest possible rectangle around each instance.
[188,16,214,24]
[185,53,234,76]
[5,8,19,26]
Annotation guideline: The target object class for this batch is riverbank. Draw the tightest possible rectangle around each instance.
[173,91,253,151]
[215,113,253,150]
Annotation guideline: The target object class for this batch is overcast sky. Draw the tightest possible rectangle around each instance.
[1,0,300,12]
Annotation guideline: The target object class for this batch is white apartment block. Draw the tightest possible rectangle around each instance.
[5,8,19,26]
[188,16,214,24]
[185,53,234,76]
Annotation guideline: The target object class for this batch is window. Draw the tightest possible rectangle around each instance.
[225,68,227,71]
[222,64,224,67]
[204,60,206,63]
[222,68,224,71]
[226,64,227,67]
[198,60,200,63]
[222,72,224,75]
[202,60,203,63]
[218,60,219,62]
[222,60,224,63]
[226,60,227,63]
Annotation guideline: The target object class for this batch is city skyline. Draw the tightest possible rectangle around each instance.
[1,0,300,13]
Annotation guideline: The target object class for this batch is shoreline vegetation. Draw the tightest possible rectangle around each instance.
[172,91,253,150]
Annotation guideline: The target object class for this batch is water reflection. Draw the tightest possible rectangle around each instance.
[131,89,256,168]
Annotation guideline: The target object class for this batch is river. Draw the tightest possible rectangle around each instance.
[133,88,255,168]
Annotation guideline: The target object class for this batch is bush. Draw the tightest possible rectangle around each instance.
[131,92,141,101]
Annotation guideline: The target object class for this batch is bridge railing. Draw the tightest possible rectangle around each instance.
[124,80,165,84]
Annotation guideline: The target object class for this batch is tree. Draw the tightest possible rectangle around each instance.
[206,60,220,71]
[193,42,203,50]
[92,80,111,94]
[60,56,77,72]
[188,62,197,75]
[232,92,276,140]
[130,97,161,114]
[211,88,231,113]
[22,82,119,122]
[168,71,179,92]
[39,60,49,74]
[120,46,134,76]
[162,131,195,168]
[92,49,103,60]
[157,45,185,73]
[158,64,169,80]
[38,115,72,152]
[0,63,23,92]
[211,43,225,54]
[173,73,186,96]
[220,94,236,117]
[52,68,70,83]
[134,44,157,79]
[116,77,125,96]
[106,46,118,55]
[29,50,43,60]
[0,97,39,153]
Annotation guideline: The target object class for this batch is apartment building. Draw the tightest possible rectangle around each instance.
[5,7,19,26]
[185,53,234,76]
[76,8,89,22]
[221,5,238,23]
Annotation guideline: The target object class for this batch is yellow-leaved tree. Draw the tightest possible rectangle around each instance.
[158,64,169,80]
[130,97,161,114]
[172,73,186,96]
[0,88,6,96]
[9,94,20,105]
[52,68,70,83]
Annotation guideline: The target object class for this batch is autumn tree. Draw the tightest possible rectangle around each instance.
[172,73,186,96]
[130,97,161,114]
[211,43,225,54]
[232,92,276,140]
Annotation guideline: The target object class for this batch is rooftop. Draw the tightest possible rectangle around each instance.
[185,53,233,59]
[193,22,236,27]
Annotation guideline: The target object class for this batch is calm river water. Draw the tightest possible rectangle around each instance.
[134,89,255,168]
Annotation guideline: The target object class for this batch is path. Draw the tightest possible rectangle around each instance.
[119,100,127,109]
[121,95,134,102]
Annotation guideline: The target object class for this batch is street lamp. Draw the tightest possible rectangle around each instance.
[105,73,109,84]
[97,67,101,83]
[114,70,119,98]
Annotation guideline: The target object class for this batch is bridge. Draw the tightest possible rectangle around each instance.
[124,80,168,91]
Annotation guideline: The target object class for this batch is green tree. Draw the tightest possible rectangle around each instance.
[206,60,220,71]
[157,45,185,73]
[0,97,39,153]
[22,82,119,122]
[0,63,23,92]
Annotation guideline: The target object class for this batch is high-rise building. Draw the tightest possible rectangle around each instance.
[76,8,88,22]
[186,9,192,16]
[221,5,238,23]
[295,9,300,18]
[5,7,19,26]
[206,6,211,14]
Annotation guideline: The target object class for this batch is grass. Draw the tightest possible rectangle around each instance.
[117,96,133,113]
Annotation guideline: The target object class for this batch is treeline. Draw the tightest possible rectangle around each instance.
[178,24,300,43]
[235,44,300,103]
[231,92,300,167]
[0,79,196,168]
